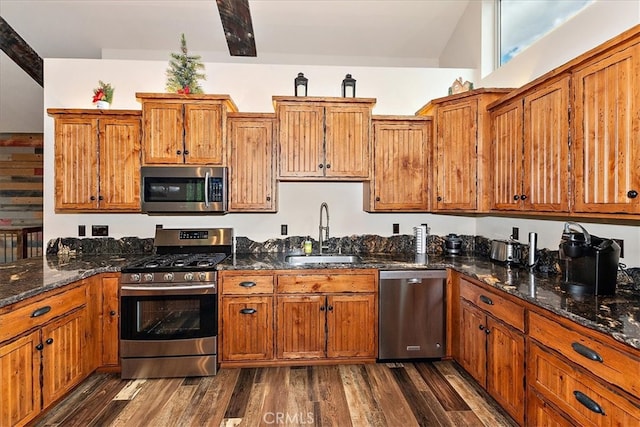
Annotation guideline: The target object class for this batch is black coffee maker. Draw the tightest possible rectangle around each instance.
[559,222,620,295]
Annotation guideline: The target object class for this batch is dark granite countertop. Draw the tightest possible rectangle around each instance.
[1,253,638,352]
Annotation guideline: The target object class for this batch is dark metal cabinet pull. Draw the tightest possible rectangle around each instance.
[520,194,527,200]
[184,150,189,155]
[513,195,520,201]
[239,281,256,287]
[571,342,603,363]
[31,306,51,318]
[479,295,494,305]
[110,310,117,316]
[327,305,333,311]
[240,308,257,315]
[573,390,605,415]
[35,343,44,351]
[627,190,638,198]
[45,338,54,345]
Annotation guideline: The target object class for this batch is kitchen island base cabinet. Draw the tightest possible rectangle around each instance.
[0,283,88,427]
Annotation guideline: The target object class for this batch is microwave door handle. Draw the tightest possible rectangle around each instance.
[204,172,210,208]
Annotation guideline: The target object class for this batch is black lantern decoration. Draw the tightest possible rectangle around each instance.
[341,74,356,97]
[294,72,308,96]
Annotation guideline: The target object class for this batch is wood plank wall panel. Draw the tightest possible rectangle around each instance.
[0,134,43,226]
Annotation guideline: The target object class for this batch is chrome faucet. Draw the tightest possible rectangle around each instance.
[319,202,330,254]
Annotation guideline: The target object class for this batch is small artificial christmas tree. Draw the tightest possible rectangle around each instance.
[166,33,206,94]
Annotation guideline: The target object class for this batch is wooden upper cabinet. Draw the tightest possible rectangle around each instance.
[417,89,512,212]
[227,113,276,212]
[572,42,640,214]
[274,96,375,180]
[136,93,238,165]
[490,76,570,212]
[364,116,431,212]
[48,110,141,212]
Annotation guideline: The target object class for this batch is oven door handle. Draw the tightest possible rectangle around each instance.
[121,284,216,295]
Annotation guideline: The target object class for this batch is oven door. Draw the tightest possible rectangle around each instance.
[120,285,217,342]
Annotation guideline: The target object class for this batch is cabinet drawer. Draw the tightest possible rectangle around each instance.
[277,272,376,294]
[221,273,274,295]
[528,341,640,426]
[0,284,86,344]
[529,310,640,397]
[459,278,524,331]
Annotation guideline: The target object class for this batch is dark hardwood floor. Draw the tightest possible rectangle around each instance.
[33,361,517,427]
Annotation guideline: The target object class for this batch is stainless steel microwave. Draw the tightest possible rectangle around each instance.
[141,166,228,214]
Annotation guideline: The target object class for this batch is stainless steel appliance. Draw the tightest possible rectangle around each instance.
[119,227,233,379]
[559,222,620,295]
[378,270,446,360]
[141,166,228,214]
[490,239,524,265]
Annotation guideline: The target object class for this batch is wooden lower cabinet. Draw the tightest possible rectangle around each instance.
[220,269,378,366]
[100,274,120,367]
[527,388,575,427]
[457,276,526,425]
[222,296,274,361]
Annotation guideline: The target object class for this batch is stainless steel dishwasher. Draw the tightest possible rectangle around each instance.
[378,270,446,360]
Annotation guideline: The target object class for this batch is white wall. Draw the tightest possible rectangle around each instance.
[43,59,475,244]
[0,52,44,133]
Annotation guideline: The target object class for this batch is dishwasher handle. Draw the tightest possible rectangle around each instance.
[379,270,447,280]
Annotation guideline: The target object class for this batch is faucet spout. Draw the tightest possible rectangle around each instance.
[319,202,330,255]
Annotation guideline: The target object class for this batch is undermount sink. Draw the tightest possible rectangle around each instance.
[285,254,362,265]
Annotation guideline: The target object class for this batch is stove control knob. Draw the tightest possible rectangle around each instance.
[130,273,141,282]
[198,272,207,281]
[184,272,194,281]
[143,273,154,282]
[163,272,174,282]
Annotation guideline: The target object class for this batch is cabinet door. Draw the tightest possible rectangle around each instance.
[101,275,120,367]
[573,43,640,213]
[326,294,376,358]
[277,104,324,178]
[486,316,525,425]
[276,295,325,359]
[227,115,276,211]
[434,100,478,210]
[41,308,87,407]
[368,119,430,211]
[0,331,41,427]
[98,117,141,210]
[184,103,224,164]
[492,100,523,210]
[221,296,273,361]
[142,102,184,164]
[523,76,570,212]
[527,388,575,427]
[325,105,371,178]
[458,299,486,386]
[54,117,99,210]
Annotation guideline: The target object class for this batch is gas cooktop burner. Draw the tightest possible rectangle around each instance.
[122,252,229,273]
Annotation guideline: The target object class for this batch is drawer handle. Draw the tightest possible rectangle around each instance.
[240,308,257,315]
[239,281,256,288]
[571,342,603,363]
[573,390,605,415]
[479,295,494,305]
[31,306,52,318]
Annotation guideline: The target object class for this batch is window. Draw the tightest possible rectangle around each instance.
[499,0,594,65]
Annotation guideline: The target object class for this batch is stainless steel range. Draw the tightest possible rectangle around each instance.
[119,227,233,379]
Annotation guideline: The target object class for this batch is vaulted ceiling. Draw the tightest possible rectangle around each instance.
[1,0,470,79]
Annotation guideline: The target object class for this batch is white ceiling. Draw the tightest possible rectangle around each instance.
[0,0,469,67]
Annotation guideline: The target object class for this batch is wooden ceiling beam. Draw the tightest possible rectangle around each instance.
[216,0,257,57]
[0,17,43,87]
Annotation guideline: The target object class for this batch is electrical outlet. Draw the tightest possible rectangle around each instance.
[613,239,624,258]
[92,225,109,237]
[78,225,86,237]
[281,224,288,236]
[393,223,400,234]
[511,227,519,240]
